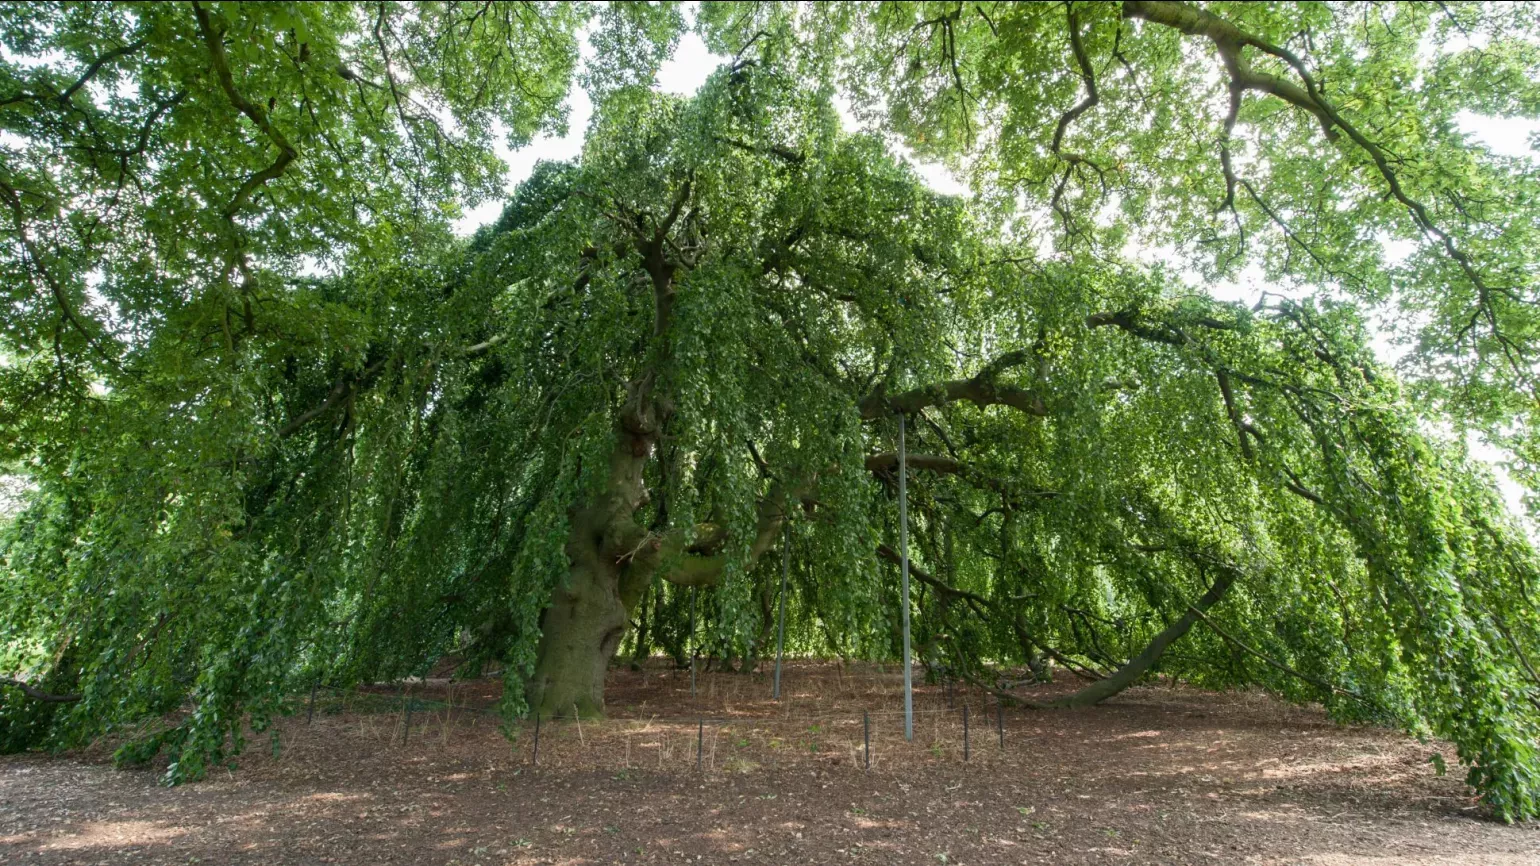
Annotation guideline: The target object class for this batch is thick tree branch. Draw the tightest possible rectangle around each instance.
[1122,1,1332,134]
[191,1,299,283]
[1,677,80,703]
[858,350,1046,419]
[278,355,389,438]
[1033,561,1238,708]
[58,39,149,103]
[639,480,804,591]
[1124,0,1522,383]
[864,452,964,475]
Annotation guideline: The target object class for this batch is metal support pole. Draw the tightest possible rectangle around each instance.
[690,586,698,698]
[306,677,319,725]
[863,711,871,769]
[532,714,541,766]
[963,703,970,761]
[899,413,914,741]
[697,718,704,771]
[774,522,789,700]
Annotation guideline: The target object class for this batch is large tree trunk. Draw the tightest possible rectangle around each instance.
[525,365,663,718]
[525,468,793,716]
[527,560,629,718]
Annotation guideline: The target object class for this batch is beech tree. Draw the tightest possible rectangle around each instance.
[3,2,1540,821]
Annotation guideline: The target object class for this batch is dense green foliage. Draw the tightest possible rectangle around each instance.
[2,1,1539,821]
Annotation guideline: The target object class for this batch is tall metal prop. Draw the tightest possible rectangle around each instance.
[690,585,698,697]
[898,412,914,741]
[773,521,789,700]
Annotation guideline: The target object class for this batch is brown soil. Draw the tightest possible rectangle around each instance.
[2,661,1536,865]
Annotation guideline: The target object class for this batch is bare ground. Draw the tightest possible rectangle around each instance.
[2,661,1537,865]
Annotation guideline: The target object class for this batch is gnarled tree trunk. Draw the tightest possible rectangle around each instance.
[526,371,663,719]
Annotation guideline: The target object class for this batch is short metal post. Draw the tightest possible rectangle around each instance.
[863,711,871,769]
[773,523,789,700]
[306,677,319,725]
[697,718,704,771]
[532,714,541,766]
[963,703,970,761]
[400,686,411,745]
[996,699,1004,748]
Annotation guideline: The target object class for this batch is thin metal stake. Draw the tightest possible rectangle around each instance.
[697,718,704,771]
[532,713,541,766]
[898,412,913,742]
[773,522,789,700]
[963,703,970,762]
[997,699,1004,748]
[863,711,871,769]
[306,677,319,725]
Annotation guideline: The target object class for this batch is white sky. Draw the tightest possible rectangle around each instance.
[451,19,1535,528]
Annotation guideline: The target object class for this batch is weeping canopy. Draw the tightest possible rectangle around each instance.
[2,0,1540,823]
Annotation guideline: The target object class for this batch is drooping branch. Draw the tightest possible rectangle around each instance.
[1050,3,1109,229]
[1032,560,1238,708]
[1089,306,1335,506]
[874,545,1104,685]
[1216,368,1258,460]
[877,543,993,619]
[0,179,123,372]
[1185,604,1375,706]
[864,452,1059,508]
